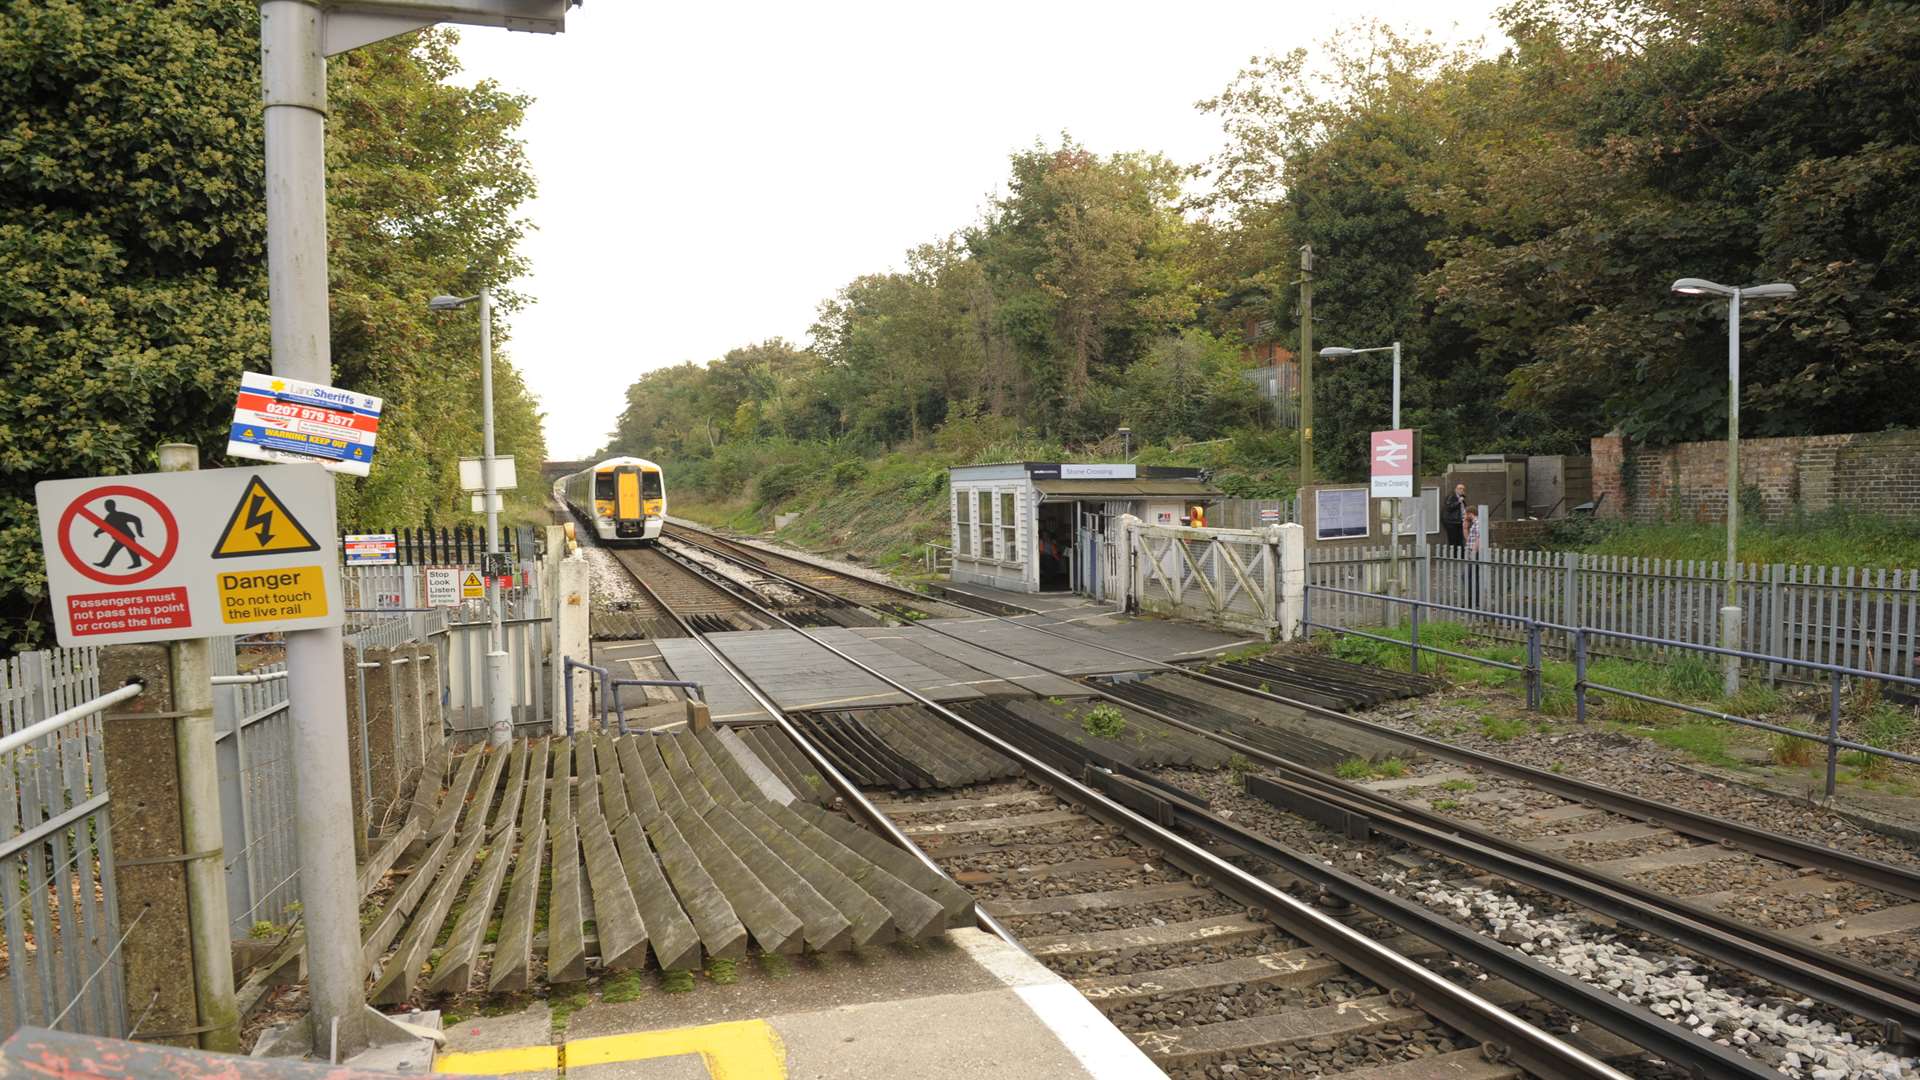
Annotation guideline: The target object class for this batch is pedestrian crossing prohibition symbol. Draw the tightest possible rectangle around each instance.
[56,485,180,586]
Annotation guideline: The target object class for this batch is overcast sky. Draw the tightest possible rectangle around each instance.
[450,1,1504,459]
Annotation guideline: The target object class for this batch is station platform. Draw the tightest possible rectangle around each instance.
[431,928,1163,1079]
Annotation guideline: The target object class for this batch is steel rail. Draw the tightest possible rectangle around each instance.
[692,523,1920,905]
[672,524,1920,1037]
[605,542,1020,949]
[653,533,1758,1078]
[669,521,1920,1059]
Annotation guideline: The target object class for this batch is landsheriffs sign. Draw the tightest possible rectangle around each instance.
[228,371,383,477]
[35,464,343,646]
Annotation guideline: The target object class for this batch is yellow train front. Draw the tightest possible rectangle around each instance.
[558,457,666,544]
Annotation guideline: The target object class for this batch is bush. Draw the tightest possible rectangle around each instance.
[829,458,868,488]
[755,460,813,507]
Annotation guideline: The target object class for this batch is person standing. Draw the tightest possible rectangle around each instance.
[1441,482,1468,550]
[1464,508,1482,608]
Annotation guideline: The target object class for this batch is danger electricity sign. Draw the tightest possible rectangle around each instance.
[35,463,343,646]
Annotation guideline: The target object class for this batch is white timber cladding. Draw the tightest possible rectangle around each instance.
[948,465,1036,592]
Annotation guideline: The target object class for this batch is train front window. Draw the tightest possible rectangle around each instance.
[594,472,615,499]
[642,471,662,498]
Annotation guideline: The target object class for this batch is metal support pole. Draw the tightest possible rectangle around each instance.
[1722,288,1743,696]
[1298,243,1313,491]
[259,0,367,1055]
[1409,597,1421,676]
[157,445,240,1052]
[1574,627,1588,723]
[1826,675,1842,800]
[1526,621,1543,711]
[479,286,511,747]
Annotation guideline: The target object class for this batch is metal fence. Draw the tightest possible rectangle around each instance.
[1303,583,1920,797]
[1210,497,1299,530]
[1,649,133,1041]
[209,644,297,937]
[1307,544,1920,682]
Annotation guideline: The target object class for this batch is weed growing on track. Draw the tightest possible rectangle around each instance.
[1440,778,1475,792]
[1334,758,1371,779]
[1082,705,1129,739]
[1432,798,1462,812]
[1478,715,1529,741]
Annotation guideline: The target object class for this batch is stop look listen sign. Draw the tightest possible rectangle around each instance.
[35,463,344,646]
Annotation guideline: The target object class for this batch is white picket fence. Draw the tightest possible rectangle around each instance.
[1307,544,1920,679]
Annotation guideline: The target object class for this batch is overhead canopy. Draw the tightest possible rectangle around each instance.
[1034,478,1222,499]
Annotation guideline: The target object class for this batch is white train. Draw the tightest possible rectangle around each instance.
[556,456,666,544]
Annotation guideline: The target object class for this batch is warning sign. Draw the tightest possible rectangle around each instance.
[213,475,321,558]
[424,567,460,607]
[218,566,329,625]
[36,464,341,646]
[461,570,485,600]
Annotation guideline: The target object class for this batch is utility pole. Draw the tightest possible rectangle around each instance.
[1298,243,1314,497]
[256,0,572,1059]
[478,286,511,747]
[1722,288,1742,696]
[259,1,368,1057]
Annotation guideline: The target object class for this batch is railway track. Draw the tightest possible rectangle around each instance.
[661,522,976,619]
[655,518,1920,1077]
[607,544,772,634]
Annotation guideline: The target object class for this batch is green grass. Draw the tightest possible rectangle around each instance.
[659,970,696,993]
[601,970,645,1004]
[706,958,740,985]
[1547,509,1920,570]
[1334,758,1372,780]
[548,991,591,1033]
[1630,721,1741,768]
[1439,778,1476,792]
[1431,798,1462,812]
[1478,715,1529,742]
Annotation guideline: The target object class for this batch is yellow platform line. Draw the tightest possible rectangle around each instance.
[435,1017,786,1079]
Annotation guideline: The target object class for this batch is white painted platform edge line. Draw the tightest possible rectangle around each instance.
[1013,981,1168,1080]
[952,929,1167,1078]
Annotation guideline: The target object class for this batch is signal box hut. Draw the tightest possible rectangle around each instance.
[947,463,1222,597]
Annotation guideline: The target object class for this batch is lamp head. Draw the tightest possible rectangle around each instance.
[428,294,475,311]
[1742,282,1798,300]
[1670,278,1734,298]
[1318,346,1355,358]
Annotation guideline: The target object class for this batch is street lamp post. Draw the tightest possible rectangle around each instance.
[1117,426,1132,463]
[430,288,511,747]
[1670,277,1797,695]
[1321,342,1404,602]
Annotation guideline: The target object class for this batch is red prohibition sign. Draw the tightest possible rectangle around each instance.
[57,485,180,586]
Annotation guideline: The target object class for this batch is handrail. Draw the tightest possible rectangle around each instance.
[607,678,705,735]
[0,681,143,759]
[211,671,288,685]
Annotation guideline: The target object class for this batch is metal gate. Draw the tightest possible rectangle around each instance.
[1130,522,1280,635]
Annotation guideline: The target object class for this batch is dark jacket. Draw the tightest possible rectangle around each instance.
[1441,493,1466,527]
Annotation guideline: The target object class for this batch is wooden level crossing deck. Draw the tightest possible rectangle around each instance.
[356,728,972,1005]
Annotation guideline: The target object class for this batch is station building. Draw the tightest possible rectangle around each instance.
[947,462,1221,596]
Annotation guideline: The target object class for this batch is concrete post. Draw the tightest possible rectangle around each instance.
[156,444,240,1052]
[686,699,712,733]
[1276,523,1306,641]
[99,645,198,1050]
[553,552,591,736]
[341,644,369,859]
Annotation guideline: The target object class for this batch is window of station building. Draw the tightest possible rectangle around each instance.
[955,491,972,556]
[1000,491,1018,562]
[978,491,996,560]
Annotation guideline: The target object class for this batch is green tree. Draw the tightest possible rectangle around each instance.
[0,4,543,645]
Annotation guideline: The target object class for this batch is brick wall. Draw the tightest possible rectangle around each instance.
[1490,518,1555,549]
[1588,430,1920,524]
